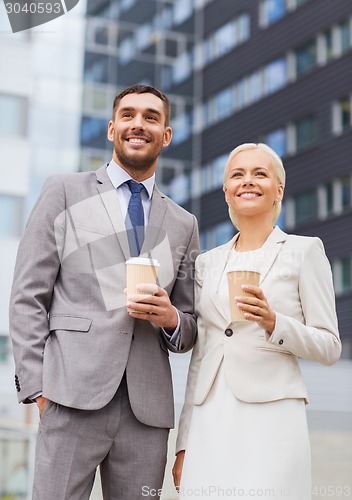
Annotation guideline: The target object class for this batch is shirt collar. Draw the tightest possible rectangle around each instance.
[107,159,155,199]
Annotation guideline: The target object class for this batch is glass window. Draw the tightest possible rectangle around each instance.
[173,51,192,84]
[325,182,334,215]
[213,154,229,188]
[323,29,334,62]
[294,190,318,223]
[172,112,192,145]
[341,257,352,293]
[295,115,318,151]
[263,58,287,95]
[339,97,351,132]
[0,335,9,363]
[262,0,286,26]
[296,40,317,76]
[80,117,108,148]
[238,13,250,43]
[213,22,237,58]
[214,88,234,121]
[169,174,190,205]
[214,221,235,247]
[119,37,134,65]
[0,195,23,238]
[250,71,262,103]
[339,20,351,54]
[0,94,27,137]
[341,176,352,209]
[173,0,193,25]
[264,128,287,157]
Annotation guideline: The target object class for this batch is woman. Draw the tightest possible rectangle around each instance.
[173,143,341,499]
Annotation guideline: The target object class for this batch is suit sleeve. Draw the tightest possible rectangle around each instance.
[162,214,199,353]
[9,176,66,403]
[268,237,341,365]
[175,254,206,453]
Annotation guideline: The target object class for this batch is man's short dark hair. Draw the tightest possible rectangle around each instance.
[112,84,171,126]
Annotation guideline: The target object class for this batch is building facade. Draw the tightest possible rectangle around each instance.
[82,0,352,356]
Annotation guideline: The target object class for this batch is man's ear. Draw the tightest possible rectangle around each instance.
[107,120,114,142]
[163,127,172,147]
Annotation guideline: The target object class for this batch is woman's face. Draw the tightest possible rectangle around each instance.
[224,149,283,221]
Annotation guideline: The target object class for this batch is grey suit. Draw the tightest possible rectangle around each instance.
[10,164,199,498]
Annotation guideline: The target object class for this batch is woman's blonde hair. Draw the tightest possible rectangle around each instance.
[223,143,286,229]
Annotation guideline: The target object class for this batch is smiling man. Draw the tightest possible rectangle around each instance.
[9,84,199,499]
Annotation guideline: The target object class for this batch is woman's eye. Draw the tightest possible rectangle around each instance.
[256,171,266,176]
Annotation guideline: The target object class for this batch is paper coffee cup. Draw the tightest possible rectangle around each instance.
[126,258,160,311]
[227,270,260,322]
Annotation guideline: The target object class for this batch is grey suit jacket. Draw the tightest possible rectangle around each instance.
[10,165,199,429]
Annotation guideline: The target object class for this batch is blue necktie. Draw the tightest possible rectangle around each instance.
[126,180,145,256]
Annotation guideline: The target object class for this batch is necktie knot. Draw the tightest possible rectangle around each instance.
[126,179,145,195]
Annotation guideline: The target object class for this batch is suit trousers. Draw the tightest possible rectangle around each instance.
[32,375,169,499]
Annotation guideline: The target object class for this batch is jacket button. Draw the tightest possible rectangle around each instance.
[279,339,284,345]
[225,328,233,337]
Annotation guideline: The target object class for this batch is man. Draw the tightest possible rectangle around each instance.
[10,84,199,499]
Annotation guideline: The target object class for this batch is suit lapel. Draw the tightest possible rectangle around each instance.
[259,226,287,285]
[140,186,167,257]
[208,235,238,322]
[95,164,130,261]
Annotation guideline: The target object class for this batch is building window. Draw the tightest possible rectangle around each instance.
[80,117,108,148]
[333,96,352,135]
[214,88,234,121]
[341,176,352,210]
[338,19,351,55]
[263,57,287,95]
[203,14,250,66]
[200,221,235,251]
[0,336,9,363]
[260,0,286,26]
[263,128,287,157]
[341,257,352,293]
[0,195,24,238]
[0,94,27,138]
[173,0,193,26]
[295,115,318,151]
[295,39,317,76]
[294,190,318,224]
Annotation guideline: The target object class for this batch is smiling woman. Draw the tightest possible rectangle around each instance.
[173,142,341,500]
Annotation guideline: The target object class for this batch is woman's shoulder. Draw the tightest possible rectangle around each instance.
[284,232,325,254]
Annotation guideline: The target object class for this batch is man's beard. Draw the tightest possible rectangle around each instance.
[114,140,163,172]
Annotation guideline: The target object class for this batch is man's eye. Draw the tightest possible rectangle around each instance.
[147,115,157,121]
[122,113,132,118]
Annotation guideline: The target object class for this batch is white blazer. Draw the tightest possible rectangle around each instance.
[176,226,341,453]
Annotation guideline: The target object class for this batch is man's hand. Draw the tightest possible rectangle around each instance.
[172,450,185,491]
[35,395,48,418]
[126,283,178,330]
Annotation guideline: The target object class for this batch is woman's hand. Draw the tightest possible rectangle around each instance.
[236,285,276,334]
[172,450,185,491]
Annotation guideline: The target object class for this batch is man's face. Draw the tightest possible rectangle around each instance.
[107,93,172,177]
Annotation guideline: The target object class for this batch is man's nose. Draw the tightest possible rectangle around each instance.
[131,114,144,129]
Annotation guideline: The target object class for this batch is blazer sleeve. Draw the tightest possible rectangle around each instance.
[175,254,206,453]
[9,176,66,403]
[162,214,199,353]
[268,237,341,365]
